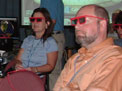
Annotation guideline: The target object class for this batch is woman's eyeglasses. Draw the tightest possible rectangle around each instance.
[113,24,122,30]
[70,15,107,26]
[29,17,45,23]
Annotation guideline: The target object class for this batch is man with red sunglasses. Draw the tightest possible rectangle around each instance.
[54,4,122,91]
[114,11,122,46]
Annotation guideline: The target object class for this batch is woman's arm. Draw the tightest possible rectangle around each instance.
[16,48,24,61]
[15,48,25,70]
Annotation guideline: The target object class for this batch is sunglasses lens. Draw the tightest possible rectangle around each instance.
[113,24,122,30]
[37,18,42,22]
[120,25,122,29]
[71,16,86,26]
[72,19,77,25]
[30,17,44,23]
[114,25,119,29]
[79,17,85,24]
[30,18,35,22]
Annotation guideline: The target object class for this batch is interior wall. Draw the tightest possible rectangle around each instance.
[0,0,20,20]
[0,0,25,40]
[0,0,78,49]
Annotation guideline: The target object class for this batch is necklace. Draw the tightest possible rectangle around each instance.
[27,38,43,67]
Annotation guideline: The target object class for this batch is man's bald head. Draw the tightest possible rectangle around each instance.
[77,4,109,32]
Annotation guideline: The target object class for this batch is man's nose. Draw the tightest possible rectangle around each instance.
[75,21,82,30]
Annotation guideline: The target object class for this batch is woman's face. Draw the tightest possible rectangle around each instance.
[117,26,122,38]
[31,12,47,33]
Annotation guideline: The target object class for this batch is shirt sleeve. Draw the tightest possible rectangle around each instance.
[53,53,79,91]
[21,35,33,49]
[53,59,71,91]
[45,37,58,53]
[21,37,28,49]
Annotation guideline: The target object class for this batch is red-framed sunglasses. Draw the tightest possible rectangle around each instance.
[113,24,122,30]
[29,17,45,23]
[70,15,107,26]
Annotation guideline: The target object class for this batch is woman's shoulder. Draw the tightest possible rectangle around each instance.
[44,37,58,51]
[26,35,34,39]
[46,37,56,42]
[44,37,57,46]
[24,35,35,41]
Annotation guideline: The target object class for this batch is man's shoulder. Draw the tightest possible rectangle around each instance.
[109,45,122,54]
[99,45,122,58]
[67,53,79,63]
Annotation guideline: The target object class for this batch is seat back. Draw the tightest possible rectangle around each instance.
[0,70,45,91]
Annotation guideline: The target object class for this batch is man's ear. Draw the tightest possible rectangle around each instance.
[99,20,108,37]
[100,20,107,31]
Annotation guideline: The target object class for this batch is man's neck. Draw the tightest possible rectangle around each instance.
[86,37,106,49]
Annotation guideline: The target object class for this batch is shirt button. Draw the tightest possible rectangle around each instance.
[85,61,88,63]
